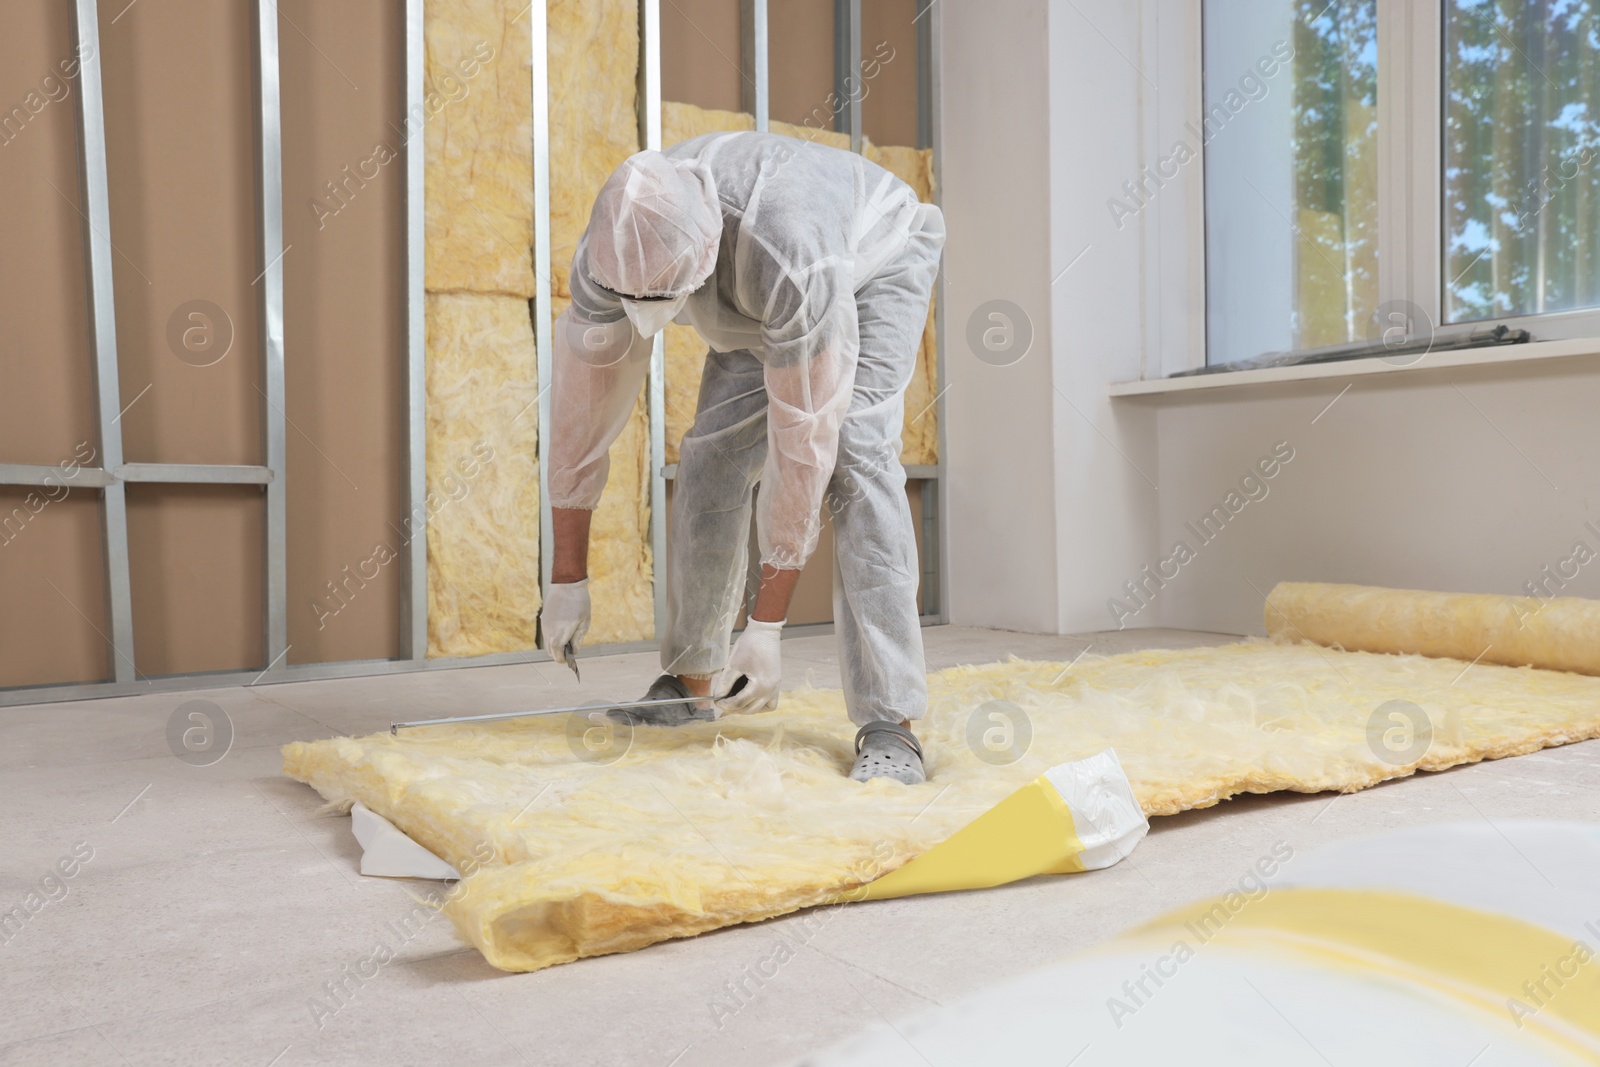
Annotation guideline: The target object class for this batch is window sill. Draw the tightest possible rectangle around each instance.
[1108,337,1600,401]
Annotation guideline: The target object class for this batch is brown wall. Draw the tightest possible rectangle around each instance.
[98,0,264,675]
[2,1,406,686]
[279,0,405,665]
[662,0,744,113]
[0,1,108,687]
[861,0,921,148]
[770,0,836,128]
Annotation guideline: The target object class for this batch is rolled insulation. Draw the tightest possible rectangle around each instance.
[1265,581,1600,676]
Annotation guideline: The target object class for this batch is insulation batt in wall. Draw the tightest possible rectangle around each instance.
[424,294,540,657]
[548,0,652,643]
[423,1,535,298]
[283,636,1600,972]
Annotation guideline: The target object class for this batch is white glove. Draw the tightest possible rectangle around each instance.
[713,617,784,715]
[541,579,591,665]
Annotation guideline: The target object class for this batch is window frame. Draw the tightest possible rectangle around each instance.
[1163,0,1600,378]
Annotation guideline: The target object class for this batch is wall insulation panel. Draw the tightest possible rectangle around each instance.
[548,0,653,644]
[423,0,538,655]
[424,293,540,657]
[280,0,406,665]
[423,0,535,299]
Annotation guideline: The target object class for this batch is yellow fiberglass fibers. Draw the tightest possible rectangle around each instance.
[1266,581,1600,676]
[544,0,653,642]
[282,638,1600,972]
[424,293,540,657]
[423,0,534,298]
[548,0,639,300]
[423,0,539,655]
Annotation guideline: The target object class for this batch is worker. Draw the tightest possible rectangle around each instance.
[539,131,944,785]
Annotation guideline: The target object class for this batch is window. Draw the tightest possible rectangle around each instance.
[1444,0,1600,322]
[1201,0,1600,370]
[1204,1,1379,367]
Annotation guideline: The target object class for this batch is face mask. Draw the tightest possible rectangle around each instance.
[621,295,688,337]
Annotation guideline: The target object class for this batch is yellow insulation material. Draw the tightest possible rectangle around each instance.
[548,0,640,299]
[283,638,1600,972]
[423,0,534,297]
[547,0,653,642]
[658,103,940,465]
[424,293,540,657]
[1266,580,1600,677]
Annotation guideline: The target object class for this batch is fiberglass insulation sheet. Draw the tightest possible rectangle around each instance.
[423,0,652,648]
[547,0,653,644]
[424,294,540,657]
[282,639,1600,973]
[423,0,534,298]
[659,102,940,467]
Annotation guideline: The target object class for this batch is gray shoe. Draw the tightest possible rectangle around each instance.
[607,674,717,726]
[849,721,925,784]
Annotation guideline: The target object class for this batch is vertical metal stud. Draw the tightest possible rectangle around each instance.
[834,0,862,152]
[533,1,555,596]
[255,0,289,670]
[71,0,137,682]
[639,0,668,642]
[741,0,769,130]
[401,0,428,660]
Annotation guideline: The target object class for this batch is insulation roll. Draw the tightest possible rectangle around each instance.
[1264,581,1600,676]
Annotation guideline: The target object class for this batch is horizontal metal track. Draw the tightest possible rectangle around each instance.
[0,464,116,488]
[659,463,944,481]
[0,464,274,487]
[0,617,943,707]
[116,463,274,484]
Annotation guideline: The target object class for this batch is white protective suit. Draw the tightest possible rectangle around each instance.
[548,132,945,726]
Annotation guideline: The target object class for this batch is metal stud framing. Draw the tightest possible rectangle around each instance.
[740,0,769,131]
[255,0,290,675]
[3,0,946,706]
[534,0,555,598]
[833,0,863,153]
[638,0,670,642]
[401,0,429,661]
[70,0,136,683]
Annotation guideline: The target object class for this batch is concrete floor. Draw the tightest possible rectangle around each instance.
[4,625,1598,1067]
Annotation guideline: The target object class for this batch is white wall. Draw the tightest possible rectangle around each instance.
[942,0,1160,633]
[939,0,1600,638]
[940,0,1061,633]
[1151,362,1600,635]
